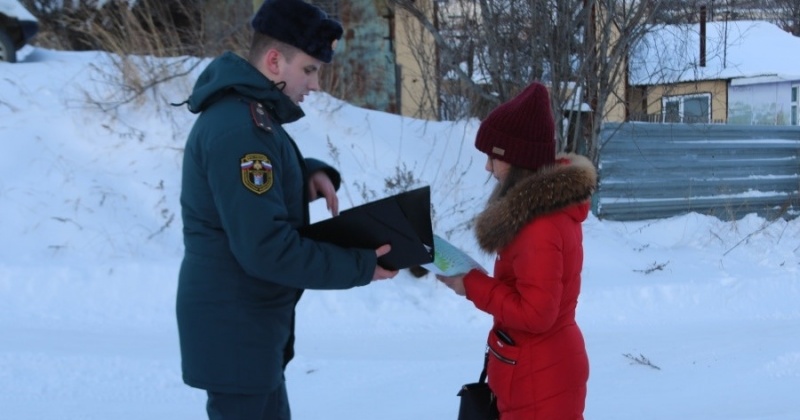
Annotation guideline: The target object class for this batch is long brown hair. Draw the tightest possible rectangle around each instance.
[492,165,536,201]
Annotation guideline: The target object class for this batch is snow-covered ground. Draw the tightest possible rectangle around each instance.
[1,47,798,419]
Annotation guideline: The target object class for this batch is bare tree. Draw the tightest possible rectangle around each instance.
[389,0,668,164]
[766,0,800,35]
[572,0,664,162]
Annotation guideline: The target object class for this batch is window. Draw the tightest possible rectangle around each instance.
[662,93,711,123]
[792,86,798,126]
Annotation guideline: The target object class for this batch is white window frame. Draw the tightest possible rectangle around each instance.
[791,85,799,126]
[661,93,712,123]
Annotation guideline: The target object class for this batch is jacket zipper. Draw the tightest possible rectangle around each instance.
[488,346,517,365]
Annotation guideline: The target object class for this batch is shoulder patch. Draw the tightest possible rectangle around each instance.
[250,102,273,132]
[240,153,273,194]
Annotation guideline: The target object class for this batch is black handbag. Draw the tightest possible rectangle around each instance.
[456,352,499,420]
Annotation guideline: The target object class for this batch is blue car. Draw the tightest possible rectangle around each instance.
[0,0,38,62]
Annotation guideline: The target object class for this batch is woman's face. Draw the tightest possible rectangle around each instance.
[485,155,511,182]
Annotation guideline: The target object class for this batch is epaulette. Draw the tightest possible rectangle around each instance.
[249,102,273,133]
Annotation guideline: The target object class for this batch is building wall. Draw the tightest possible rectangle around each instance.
[306,0,438,119]
[393,0,439,120]
[640,80,729,122]
[324,0,398,114]
[601,13,627,123]
[604,83,628,122]
[728,81,797,125]
[626,85,646,119]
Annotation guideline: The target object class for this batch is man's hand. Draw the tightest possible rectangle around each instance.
[308,171,339,216]
[372,244,398,281]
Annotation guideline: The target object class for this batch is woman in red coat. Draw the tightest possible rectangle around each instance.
[438,82,596,419]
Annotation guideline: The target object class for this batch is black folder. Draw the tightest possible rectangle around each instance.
[299,185,434,271]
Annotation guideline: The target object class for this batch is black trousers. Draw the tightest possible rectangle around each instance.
[206,381,290,420]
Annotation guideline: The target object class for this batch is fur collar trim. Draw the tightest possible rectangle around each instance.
[474,153,597,253]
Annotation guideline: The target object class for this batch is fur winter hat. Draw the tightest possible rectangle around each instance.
[251,0,343,63]
[475,82,556,172]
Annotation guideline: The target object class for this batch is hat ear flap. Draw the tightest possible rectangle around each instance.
[296,18,343,63]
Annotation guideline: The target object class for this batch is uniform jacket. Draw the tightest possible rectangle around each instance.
[176,52,376,394]
[463,153,597,419]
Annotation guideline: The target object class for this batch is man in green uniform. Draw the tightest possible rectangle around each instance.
[176,0,398,418]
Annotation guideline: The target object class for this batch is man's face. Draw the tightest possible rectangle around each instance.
[276,50,323,105]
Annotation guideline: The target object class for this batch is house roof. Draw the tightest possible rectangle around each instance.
[629,20,800,86]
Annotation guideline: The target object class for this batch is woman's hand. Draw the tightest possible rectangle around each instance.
[436,273,467,296]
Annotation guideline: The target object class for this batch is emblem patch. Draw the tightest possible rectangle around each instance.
[240,153,273,194]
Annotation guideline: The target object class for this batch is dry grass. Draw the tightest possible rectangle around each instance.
[24,0,250,57]
[21,0,254,111]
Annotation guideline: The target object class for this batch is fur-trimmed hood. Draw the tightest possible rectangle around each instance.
[474,153,597,253]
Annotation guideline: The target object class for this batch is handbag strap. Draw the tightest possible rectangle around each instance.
[479,350,489,383]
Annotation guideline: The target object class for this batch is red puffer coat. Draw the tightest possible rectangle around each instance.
[463,153,596,419]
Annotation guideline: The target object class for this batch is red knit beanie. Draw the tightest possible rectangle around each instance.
[475,82,555,172]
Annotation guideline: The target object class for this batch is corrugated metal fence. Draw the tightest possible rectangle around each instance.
[593,122,800,221]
